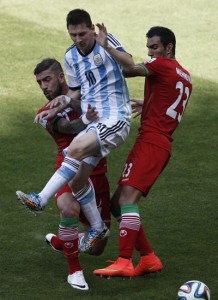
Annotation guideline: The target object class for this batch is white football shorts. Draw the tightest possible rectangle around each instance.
[76,119,131,167]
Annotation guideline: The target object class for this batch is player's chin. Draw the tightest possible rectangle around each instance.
[44,93,53,101]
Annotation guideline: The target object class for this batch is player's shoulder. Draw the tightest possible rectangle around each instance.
[143,57,164,71]
[144,57,158,65]
[65,43,76,54]
[151,57,172,64]
[107,33,121,47]
[145,57,179,70]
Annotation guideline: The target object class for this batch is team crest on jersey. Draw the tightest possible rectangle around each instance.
[93,53,103,66]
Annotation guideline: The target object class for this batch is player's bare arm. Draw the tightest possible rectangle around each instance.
[46,88,81,110]
[34,89,82,123]
[95,25,148,77]
[54,118,85,135]
[123,63,150,78]
[54,104,98,134]
[34,108,59,123]
[66,88,82,114]
[34,103,98,126]
[95,23,134,69]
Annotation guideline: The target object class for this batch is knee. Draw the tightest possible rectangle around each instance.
[57,194,80,218]
[60,204,77,218]
[118,186,141,205]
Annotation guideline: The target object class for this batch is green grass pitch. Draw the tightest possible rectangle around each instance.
[0,0,218,299]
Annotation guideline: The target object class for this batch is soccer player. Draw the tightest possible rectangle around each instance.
[93,25,193,277]
[18,58,111,290]
[16,9,133,286]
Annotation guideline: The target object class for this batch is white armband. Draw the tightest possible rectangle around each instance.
[81,114,91,125]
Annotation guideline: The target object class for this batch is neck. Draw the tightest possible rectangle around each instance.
[61,83,70,95]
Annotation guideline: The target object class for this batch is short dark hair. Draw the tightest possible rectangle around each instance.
[146,26,176,55]
[66,9,92,29]
[33,58,63,75]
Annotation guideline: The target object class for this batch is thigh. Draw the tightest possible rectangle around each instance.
[119,141,170,196]
[68,129,100,160]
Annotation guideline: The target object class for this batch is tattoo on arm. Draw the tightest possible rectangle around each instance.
[69,99,82,114]
[53,117,86,135]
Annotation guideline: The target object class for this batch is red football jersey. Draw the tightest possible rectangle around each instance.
[139,57,192,152]
[37,104,107,174]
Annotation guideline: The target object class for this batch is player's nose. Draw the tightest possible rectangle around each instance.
[147,49,154,57]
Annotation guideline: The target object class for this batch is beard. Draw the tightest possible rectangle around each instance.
[47,84,63,101]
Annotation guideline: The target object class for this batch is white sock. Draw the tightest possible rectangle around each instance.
[38,157,81,207]
[74,180,104,230]
[39,172,67,206]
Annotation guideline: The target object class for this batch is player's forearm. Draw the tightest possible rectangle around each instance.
[123,63,149,77]
[68,98,82,114]
[57,118,86,135]
[56,111,94,134]
[66,89,82,113]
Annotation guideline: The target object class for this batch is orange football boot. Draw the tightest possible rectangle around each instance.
[93,257,135,277]
[134,252,163,276]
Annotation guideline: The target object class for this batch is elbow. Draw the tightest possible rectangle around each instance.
[123,70,130,77]
[122,68,136,78]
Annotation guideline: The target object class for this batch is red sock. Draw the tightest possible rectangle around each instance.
[63,238,82,274]
[135,224,153,255]
[51,235,63,250]
[59,226,82,274]
[119,214,140,258]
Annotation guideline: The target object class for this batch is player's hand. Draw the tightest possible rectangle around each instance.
[34,107,59,123]
[34,111,47,123]
[46,95,70,109]
[86,104,99,122]
[131,99,143,118]
[95,23,108,49]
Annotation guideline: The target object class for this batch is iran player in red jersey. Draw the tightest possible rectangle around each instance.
[94,25,192,277]
[32,58,110,289]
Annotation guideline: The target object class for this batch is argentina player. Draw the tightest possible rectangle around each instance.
[16,8,133,290]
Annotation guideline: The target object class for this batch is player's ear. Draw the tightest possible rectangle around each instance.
[58,72,65,83]
[166,43,173,55]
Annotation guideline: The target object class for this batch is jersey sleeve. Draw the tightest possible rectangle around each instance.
[64,53,81,89]
[107,33,126,52]
[143,57,164,76]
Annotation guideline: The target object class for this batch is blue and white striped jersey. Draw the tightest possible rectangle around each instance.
[64,33,132,123]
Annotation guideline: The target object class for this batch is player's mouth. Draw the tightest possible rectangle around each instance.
[44,91,50,96]
[44,91,52,99]
[77,43,88,54]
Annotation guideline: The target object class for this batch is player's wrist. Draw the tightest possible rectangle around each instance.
[105,44,112,52]
[81,114,91,125]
